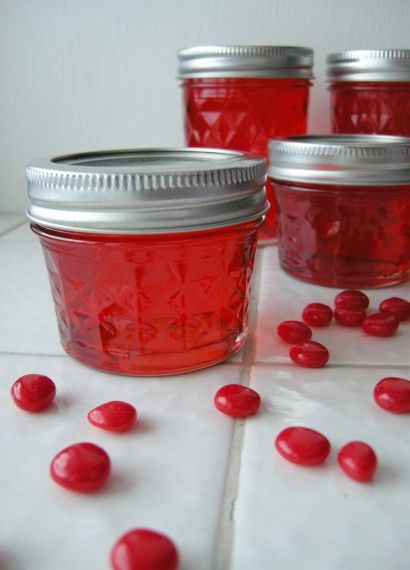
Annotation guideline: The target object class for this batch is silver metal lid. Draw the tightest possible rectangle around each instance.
[27,148,267,234]
[327,49,410,81]
[178,45,314,79]
[268,135,410,186]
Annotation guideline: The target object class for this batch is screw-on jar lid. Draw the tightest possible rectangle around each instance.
[27,148,267,234]
[327,49,410,81]
[178,45,314,79]
[269,135,410,186]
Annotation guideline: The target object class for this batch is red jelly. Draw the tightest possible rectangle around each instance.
[178,46,313,242]
[328,50,410,136]
[269,136,410,288]
[50,442,111,493]
[88,401,137,433]
[334,307,366,327]
[373,377,410,413]
[337,441,377,482]
[27,149,267,376]
[277,320,312,344]
[275,426,331,466]
[379,297,410,321]
[334,290,369,311]
[302,303,333,327]
[11,373,56,412]
[214,384,261,418]
[111,528,179,570]
[289,341,329,368]
[362,312,400,337]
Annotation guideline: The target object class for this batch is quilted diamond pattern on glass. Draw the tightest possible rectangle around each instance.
[182,78,310,241]
[39,223,258,375]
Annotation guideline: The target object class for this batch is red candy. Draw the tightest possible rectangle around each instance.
[334,290,369,311]
[334,307,366,327]
[88,401,137,433]
[50,442,111,493]
[338,441,377,482]
[379,297,410,322]
[11,374,56,412]
[111,528,178,570]
[289,341,329,368]
[302,303,333,327]
[214,384,261,418]
[275,426,331,466]
[373,377,410,413]
[362,312,400,337]
[277,320,312,344]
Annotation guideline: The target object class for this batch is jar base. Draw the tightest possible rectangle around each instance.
[280,263,409,289]
[62,332,247,377]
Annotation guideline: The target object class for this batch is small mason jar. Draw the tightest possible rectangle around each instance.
[27,148,268,376]
[268,135,410,288]
[328,49,410,136]
[178,45,313,243]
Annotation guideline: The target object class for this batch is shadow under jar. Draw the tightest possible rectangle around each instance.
[178,45,313,244]
[269,135,410,288]
[328,50,410,136]
[27,149,268,376]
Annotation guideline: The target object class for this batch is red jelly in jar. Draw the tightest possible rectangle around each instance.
[328,50,410,136]
[178,46,313,243]
[27,149,268,376]
[269,135,410,288]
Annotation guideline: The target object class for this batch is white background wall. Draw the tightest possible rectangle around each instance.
[1,0,409,212]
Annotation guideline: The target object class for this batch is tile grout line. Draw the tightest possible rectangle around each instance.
[212,246,263,570]
[0,351,68,358]
[0,219,26,238]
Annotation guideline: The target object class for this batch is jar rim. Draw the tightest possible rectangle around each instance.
[27,148,268,234]
[327,49,410,81]
[177,45,314,79]
[268,135,410,185]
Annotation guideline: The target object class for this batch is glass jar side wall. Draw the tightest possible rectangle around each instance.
[182,78,310,242]
[33,222,260,375]
[330,81,410,136]
[274,181,410,288]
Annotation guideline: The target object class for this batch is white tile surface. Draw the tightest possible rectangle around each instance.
[256,247,410,366]
[1,232,409,570]
[0,214,24,236]
[232,364,410,570]
[0,353,241,570]
[1,220,33,241]
[0,240,64,354]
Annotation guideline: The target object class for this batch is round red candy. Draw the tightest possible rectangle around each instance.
[302,303,333,327]
[338,441,377,482]
[373,377,410,413]
[50,442,111,493]
[88,401,137,433]
[111,528,178,570]
[11,373,56,412]
[214,384,261,418]
[334,290,369,311]
[289,341,329,368]
[275,426,331,466]
[379,297,410,322]
[277,320,312,344]
[334,307,366,327]
[362,312,399,337]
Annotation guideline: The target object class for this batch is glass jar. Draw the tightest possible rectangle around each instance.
[27,149,268,375]
[268,135,410,288]
[178,46,313,244]
[328,50,410,136]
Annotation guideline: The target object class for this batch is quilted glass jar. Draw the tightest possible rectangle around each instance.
[27,149,267,375]
[328,50,410,136]
[178,45,313,243]
[269,135,410,288]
